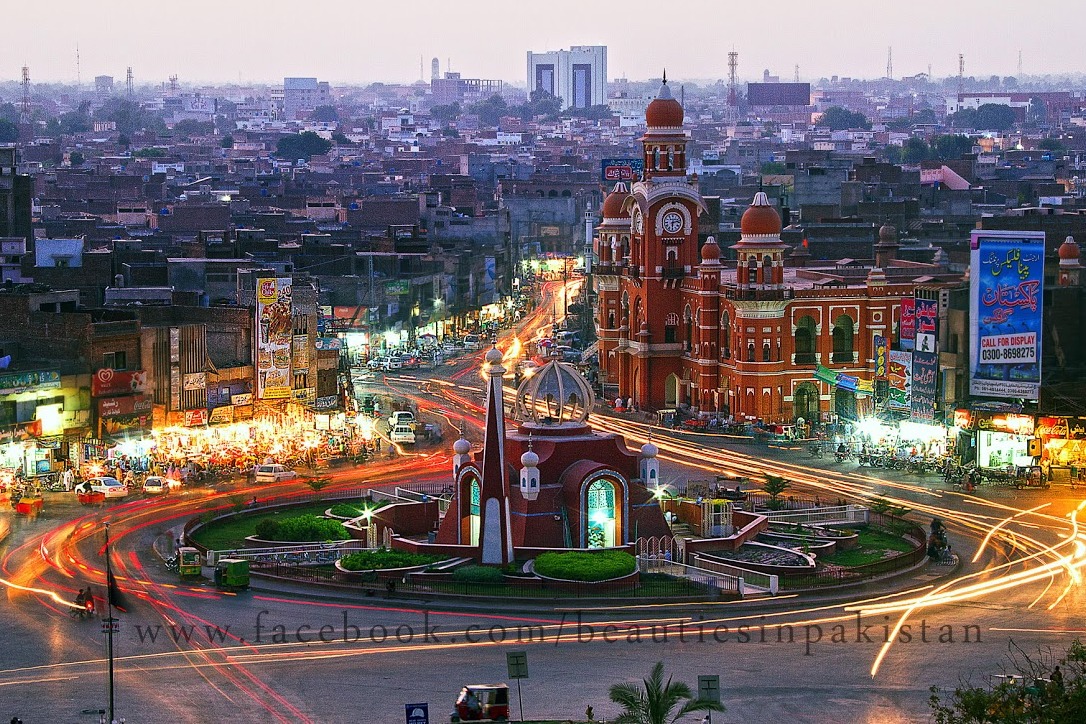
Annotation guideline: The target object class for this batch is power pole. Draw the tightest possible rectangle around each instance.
[886,46,893,80]
[20,66,31,124]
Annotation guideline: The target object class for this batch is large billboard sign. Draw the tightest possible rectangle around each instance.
[255,277,293,400]
[910,296,939,423]
[898,297,916,351]
[887,350,912,409]
[969,231,1045,400]
[600,158,644,183]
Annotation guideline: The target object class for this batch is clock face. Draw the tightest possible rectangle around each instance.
[662,211,683,234]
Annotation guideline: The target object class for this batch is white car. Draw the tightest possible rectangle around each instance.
[462,334,482,350]
[88,477,129,498]
[390,424,416,444]
[254,464,298,484]
[143,476,181,495]
[388,410,416,429]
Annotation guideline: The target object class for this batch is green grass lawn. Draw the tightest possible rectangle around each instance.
[818,527,916,567]
[190,502,345,550]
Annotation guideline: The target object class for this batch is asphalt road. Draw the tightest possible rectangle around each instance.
[2,287,1084,723]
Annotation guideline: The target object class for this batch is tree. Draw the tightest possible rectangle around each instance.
[429,102,461,124]
[310,105,339,122]
[762,475,790,511]
[974,103,1016,131]
[172,119,215,137]
[947,108,977,129]
[760,161,787,175]
[566,104,615,121]
[0,119,18,143]
[1038,138,1065,152]
[469,94,508,126]
[1028,96,1048,126]
[69,151,85,166]
[220,135,234,149]
[275,131,332,161]
[331,131,350,145]
[930,639,1086,722]
[932,135,974,161]
[817,106,871,130]
[609,661,725,724]
[901,137,931,164]
[302,475,332,500]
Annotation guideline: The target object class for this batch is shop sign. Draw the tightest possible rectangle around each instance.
[231,393,253,406]
[385,280,410,296]
[0,369,61,396]
[182,372,207,391]
[233,404,253,420]
[91,369,148,397]
[976,412,1035,436]
[600,158,644,183]
[910,353,938,424]
[313,395,339,410]
[255,276,293,400]
[315,337,343,351]
[887,350,911,409]
[184,409,208,426]
[899,298,916,350]
[38,436,63,449]
[292,387,315,403]
[98,395,153,418]
[969,231,1045,400]
[208,406,234,425]
[0,419,42,444]
[954,409,973,429]
[293,335,310,368]
[1036,416,1086,439]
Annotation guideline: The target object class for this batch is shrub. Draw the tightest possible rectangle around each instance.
[340,548,447,571]
[255,514,346,542]
[533,550,636,582]
[451,565,506,583]
[329,504,362,518]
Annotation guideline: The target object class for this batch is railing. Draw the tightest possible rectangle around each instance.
[208,540,368,566]
[689,554,777,595]
[778,543,928,590]
[763,504,870,526]
[639,556,745,596]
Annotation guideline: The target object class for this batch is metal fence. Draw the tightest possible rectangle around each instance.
[764,505,870,526]
[688,554,778,595]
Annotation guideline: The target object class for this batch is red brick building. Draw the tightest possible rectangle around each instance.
[595,82,962,423]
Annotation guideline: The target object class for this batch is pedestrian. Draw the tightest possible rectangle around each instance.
[585,705,594,721]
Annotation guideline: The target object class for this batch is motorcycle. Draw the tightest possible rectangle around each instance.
[807,443,824,459]
[834,448,853,463]
[69,598,96,620]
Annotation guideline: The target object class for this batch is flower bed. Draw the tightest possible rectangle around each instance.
[255,514,348,543]
[339,548,447,571]
[532,550,637,582]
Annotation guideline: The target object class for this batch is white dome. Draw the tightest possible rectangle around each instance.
[520,449,540,467]
[453,436,471,455]
[513,360,596,426]
[641,441,659,458]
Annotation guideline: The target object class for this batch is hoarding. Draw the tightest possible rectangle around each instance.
[92,369,148,397]
[887,350,911,409]
[0,369,61,395]
[98,395,152,418]
[600,158,644,183]
[873,335,888,380]
[898,297,916,351]
[255,277,293,399]
[746,82,811,106]
[969,231,1045,400]
[910,297,939,423]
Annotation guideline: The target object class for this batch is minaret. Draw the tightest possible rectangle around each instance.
[478,346,514,564]
[518,435,540,501]
[452,425,471,478]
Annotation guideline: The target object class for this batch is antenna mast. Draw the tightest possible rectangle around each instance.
[794,64,800,82]
[126,67,133,97]
[1017,50,1023,77]
[886,46,893,80]
[727,50,739,106]
[957,53,964,95]
[20,66,31,124]
[76,44,81,92]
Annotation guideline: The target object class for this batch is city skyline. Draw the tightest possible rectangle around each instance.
[2,0,1083,87]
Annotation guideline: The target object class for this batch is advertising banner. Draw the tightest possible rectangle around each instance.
[255,277,293,399]
[600,158,644,183]
[293,335,310,368]
[969,231,1045,400]
[231,393,253,407]
[315,337,343,351]
[910,296,939,423]
[92,369,148,397]
[182,372,207,391]
[873,335,888,380]
[898,297,916,351]
[887,350,912,409]
[384,280,410,296]
[208,406,234,425]
[98,395,152,418]
[184,409,208,426]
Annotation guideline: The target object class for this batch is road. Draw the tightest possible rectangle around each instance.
[1,280,1084,723]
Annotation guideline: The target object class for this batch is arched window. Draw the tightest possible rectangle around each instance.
[835,389,857,421]
[664,312,678,344]
[763,343,771,362]
[794,316,818,365]
[586,479,617,548]
[832,315,855,364]
[468,479,481,546]
[683,306,693,352]
[747,255,758,282]
[793,382,819,422]
[747,343,755,362]
[720,311,731,359]
[762,255,773,285]
[607,311,615,329]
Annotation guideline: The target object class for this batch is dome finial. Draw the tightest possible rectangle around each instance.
[662,68,667,85]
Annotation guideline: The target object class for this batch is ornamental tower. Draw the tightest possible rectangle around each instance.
[477,346,513,564]
[731,192,788,290]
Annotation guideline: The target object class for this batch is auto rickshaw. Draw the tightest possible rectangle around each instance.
[213,557,250,589]
[451,683,510,722]
[177,546,203,579]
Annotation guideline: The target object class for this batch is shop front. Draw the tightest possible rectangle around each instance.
[1035,416,1086,481]
[958,409,1035,468]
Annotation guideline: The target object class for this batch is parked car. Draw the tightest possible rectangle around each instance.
[398,355,421,370]
[390,424,416,444]
[388,410,416,429]
[254,464,298,484]
[368,356,389,370]
[143,476,181,495]
[462,334,482,350]
[88,477,128,498]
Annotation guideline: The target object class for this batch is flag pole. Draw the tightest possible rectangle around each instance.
[105,521,115,723]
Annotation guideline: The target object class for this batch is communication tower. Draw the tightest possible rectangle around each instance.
[727,50,739,106]
[169,74,179,96]
[126,67,133,96]
[957,54,964,95]
[20,66,31,124]
[886,46,893,80]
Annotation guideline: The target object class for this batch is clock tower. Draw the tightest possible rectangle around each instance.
[613,75,707,410]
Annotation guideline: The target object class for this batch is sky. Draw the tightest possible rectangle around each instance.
[2,1,1082,87]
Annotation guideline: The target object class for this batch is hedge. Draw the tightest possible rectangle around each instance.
[451,565,506,583]
[329,503,364,518]
[533,550,636,582]
[340,548,447,571]
[255,514,347,542]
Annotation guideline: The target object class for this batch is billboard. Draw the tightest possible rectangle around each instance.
[92,369,148,397]
[969,231,1045,400]
[898,297,916,351]
[887,350,912,409]
[910,296,939,423]
[746,82,811,106]
[255,277,293,400]
[600,158,644,183]
[873,335,888,380]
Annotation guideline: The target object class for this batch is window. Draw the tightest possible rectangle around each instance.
[763,343,771,362]
[664,325,677,343]
[747,343,755,362]
[794,316,817,364]
[102,351,127,371]
[832,315,855,363]
[469,479,481,546]
[586,479,617,548]
[720,311,731,359]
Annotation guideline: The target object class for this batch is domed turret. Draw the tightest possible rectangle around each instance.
[639,436,660,486]
[601,182,631,221]
[740,192,782,237]
[640,440,659,458]
[645,78,684,129]
[520,448,539,468]
[1059,235,1081,263]
[453,436,471,455]
[700,235,721,263]
[513,360,595,426]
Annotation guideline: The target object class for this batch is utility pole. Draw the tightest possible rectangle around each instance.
[104,522,118,723]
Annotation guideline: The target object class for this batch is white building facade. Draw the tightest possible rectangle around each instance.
[526,45,607,110]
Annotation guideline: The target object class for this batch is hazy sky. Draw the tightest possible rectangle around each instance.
[3,1,1082,87]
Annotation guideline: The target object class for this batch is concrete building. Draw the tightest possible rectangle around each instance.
[526,45,607,110]
[282,77,331,121]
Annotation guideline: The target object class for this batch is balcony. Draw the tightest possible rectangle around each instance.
[661,266,685,280]
[723,287,794,301]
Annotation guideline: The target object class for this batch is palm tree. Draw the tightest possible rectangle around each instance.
[609,661,725,724]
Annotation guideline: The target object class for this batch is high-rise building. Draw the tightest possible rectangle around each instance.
[282,77,331,121]
[526,45,606,110]
[0,147,33,248]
